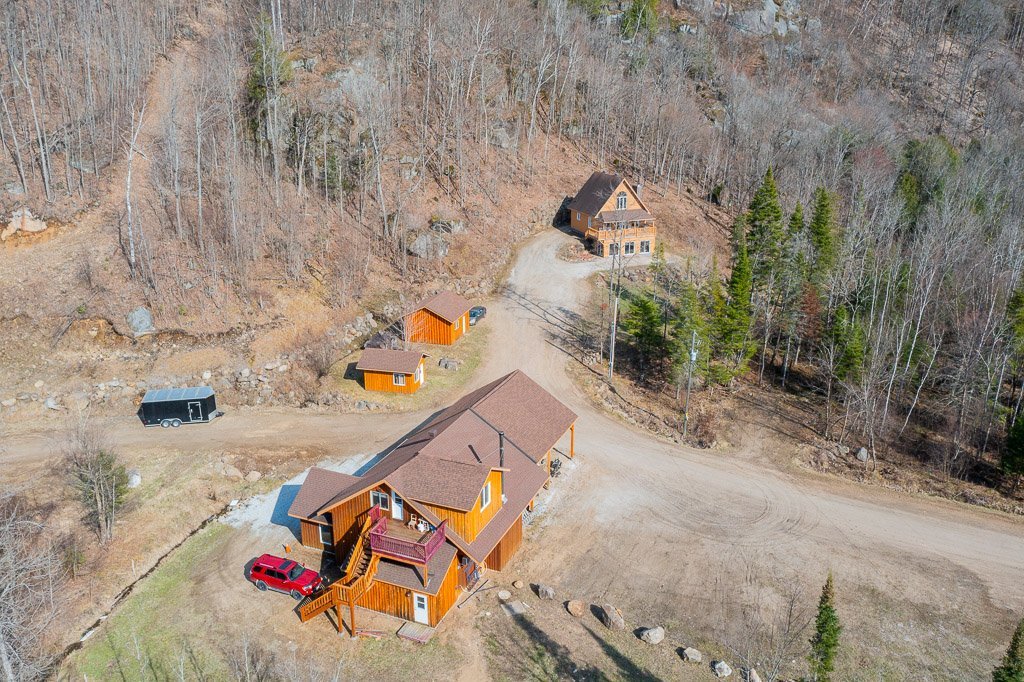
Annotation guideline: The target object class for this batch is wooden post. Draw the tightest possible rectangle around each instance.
[547,450,552,476]
[334,603,342,633]
[349,599,356,635]
[422,563,429,587]
[569,423,575,458]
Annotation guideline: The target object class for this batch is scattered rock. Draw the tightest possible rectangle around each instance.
[640,626,665,645]
[409,232,449,260]
[201,370,212,380]
[501,600,527,616]
[566,600,585,618]
[600,604,625,630]
[126,307,156,337]
[745,668,763,682]
[856,447,870,462]
[430,218,466,235]
[512,579,524,589]
[67,392,91,410]
[276,364,289,372]
[33,380,44,389]
[127,470,143,489]
[2,398,18,408]
[1,207,48,241]
[497,589,512,602]
[221,463,244,481]
[837,443,850,455]
[682,647,702,663]
[245,470,262,483]
[439,357,460,371]
[713,661,733,678]
[537,584,555,600]
[44,397,60,410]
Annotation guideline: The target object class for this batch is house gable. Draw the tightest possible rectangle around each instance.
[597,179,650,216]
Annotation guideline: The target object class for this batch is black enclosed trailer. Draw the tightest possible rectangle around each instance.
[139,386,221,427]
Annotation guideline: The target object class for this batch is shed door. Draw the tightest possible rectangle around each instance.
[412,593,429,624]
[187,401,202,421]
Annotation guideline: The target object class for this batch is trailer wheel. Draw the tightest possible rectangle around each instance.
[171,419,182,428]
[160,419,172,428]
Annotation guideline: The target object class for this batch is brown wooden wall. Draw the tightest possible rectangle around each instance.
[358,553,460,627]
[299,520,325,550]
[421,469,502,543]
[362,362,423,394]
[328,489,373,552]
[406,309,467,345]
[484,514,523,572]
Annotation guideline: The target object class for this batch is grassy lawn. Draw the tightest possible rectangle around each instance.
[329,323,491,412]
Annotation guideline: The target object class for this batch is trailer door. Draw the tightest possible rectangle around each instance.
[187,401,203,422]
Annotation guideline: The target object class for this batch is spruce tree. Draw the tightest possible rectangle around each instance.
[809,187,837,282]
[746,168,785,287]
[623,291,670,379]
[723,216,755,374]
[808,573,842,682]
[993,617,1024,682]
[674,280,710,384]
[1003,417,1024,494]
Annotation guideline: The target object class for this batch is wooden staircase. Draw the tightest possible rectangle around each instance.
[298,513,380,631]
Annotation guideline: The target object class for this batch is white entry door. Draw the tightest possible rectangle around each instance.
[391,490,404,520]
[412,593,429,624]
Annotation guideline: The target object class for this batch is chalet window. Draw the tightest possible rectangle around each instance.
[576,212,581,221]
[624,242,635,255]
[319,524,334,547]
[616,192,627,210]
[480,481,492,510]
[370,490,390,511]
[640,240,651,253]
[587,216,591,228]
[607,242,619,256]
[393,373,406,386]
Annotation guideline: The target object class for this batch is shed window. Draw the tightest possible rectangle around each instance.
[576,212,581,221]
[393,373,406,386]
[480,481,492,510]
[318,524,334,547]
[415,364,423,384]
[640,240,651,253]
[616,192,627,210]
[455,317,461,331]
[370,490,390,510]
[624,241,635,255]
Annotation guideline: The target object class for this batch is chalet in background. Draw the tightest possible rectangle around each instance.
[289,369,577,633]
[404,291,473,345]
[357,349,428,394]
[568,171,656,258]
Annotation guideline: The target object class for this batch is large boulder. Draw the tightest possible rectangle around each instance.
[537,584,555,600]
[1,207,48,241]
[856,447,870,462]
[127,470,143,489]
[640,626,665,645]
[713,661,733,678]
[566,600,585,618]
[409,233,449,260]
[600,604,625,630]
[682,647,702,663]
[126,307,156,337]
[731,0,777,35]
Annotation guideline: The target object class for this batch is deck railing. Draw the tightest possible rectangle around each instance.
[368,517,447,565]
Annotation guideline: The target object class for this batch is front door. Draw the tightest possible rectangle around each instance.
[412,593,429,624]
[392,490,404,520]
[187,401,202,422]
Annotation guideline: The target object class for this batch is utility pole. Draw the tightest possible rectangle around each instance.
[608,293,619,382]
[682,330,698,438]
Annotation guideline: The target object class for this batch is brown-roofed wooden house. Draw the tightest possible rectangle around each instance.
[357,349,427,394]
[289,370,577,633]
[404,292,473,345]
[567,171,656,258]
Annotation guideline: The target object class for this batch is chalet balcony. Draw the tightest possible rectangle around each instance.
[366,505,447,566]
[586,220,655,241]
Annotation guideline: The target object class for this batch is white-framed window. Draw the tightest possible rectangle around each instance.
[370,490,390,510]
[616,192,627,210]
[624,241,635,255]
[415,364,423,384]
[318,524,334,547]
[480,481,492,510]
[576,212,581,221]
[587,216,591,228]
[640,240,651,253]
[393,373,406,386]
[455,316,461,330]
[607,242,619,256]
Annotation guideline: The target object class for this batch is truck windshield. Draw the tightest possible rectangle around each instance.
[287,564,305,581]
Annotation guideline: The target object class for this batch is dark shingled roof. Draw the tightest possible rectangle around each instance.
[357,349,426,375]
[287,467,362,522]
[412,291,473,324]
[291,370,577,563]
[567,171,623,216]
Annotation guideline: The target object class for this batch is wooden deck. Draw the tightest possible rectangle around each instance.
[396,621,436,643]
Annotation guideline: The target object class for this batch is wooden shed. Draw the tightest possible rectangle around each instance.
[404,292,473,345]
[357,349,427,394]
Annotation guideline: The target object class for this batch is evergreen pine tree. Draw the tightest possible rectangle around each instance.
[623,291,670,379]
[809,187,838,282]
[674,280,710,384]
[836,312,866,383]
[723,215,755,373]
[746,168,785,287]
[993,618,1024,682]
[808,573,842,682]
[1003,417,1024,494]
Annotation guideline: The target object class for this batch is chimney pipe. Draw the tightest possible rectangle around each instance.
[498,432,505,469]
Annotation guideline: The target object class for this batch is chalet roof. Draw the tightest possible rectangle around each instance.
[597,208,655,223]
[287,467,362,521]
[568,171,624,216]
[412,291,473,324]
[293,370,577,562]
[373,541,458,596]
[356,349,426,375]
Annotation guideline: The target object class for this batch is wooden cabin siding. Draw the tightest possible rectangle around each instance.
[406,309,467,345]
[485,514,523,571]
[362,362,423,394]
[422,470,502,543]
[359,553,460,627]
[597,180,644,214]
[329,490,374,551]
[299,520,325,549]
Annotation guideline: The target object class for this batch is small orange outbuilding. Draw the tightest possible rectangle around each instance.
[357,349,428,394]
[404,292,473,345]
